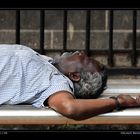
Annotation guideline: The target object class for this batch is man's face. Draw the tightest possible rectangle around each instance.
[58,51,104,73]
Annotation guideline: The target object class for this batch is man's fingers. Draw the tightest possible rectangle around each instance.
[136,95,140,105]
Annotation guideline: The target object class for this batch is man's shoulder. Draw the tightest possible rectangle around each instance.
[0,44,35,52]
[39,55,53,62]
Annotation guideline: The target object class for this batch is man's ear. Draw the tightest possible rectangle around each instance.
[68,72,81,82]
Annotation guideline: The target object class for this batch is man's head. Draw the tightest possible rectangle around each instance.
[54,51,108,99]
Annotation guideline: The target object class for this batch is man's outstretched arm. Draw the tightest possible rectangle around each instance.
[47,91,140,120]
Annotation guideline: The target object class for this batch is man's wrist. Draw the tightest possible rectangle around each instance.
[110,96,121,111]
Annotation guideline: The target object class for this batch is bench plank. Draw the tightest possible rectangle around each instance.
[0,106,140,124]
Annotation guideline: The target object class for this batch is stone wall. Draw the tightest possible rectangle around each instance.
[0,9,139,67]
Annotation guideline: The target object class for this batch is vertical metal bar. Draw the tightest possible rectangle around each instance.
[108,10,114,67]
[85,10,91,56]
[132,10,137,67]
[40,10,45,54]
[63,10,67,52]
[16,10,20,44]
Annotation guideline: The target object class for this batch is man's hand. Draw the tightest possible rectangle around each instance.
[117,94,140,108]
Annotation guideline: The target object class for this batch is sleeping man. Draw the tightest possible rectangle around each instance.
[0,44,140,120]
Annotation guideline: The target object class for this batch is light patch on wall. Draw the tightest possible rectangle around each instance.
[68,23,74,40]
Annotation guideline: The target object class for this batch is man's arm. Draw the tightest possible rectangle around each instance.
[47,91,132,120]
[47,92,140,120]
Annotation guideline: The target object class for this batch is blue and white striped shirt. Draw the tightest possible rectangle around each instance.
[0,44,74,108]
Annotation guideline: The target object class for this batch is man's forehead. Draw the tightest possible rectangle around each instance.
[60,51,102,65]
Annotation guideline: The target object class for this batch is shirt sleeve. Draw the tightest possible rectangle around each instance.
[32,72,75,108]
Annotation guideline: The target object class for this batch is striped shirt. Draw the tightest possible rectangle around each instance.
[0,44,74,108]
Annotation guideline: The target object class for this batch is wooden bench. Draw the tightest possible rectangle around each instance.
[0,79,140,125]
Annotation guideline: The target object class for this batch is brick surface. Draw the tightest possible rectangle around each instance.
[0,10,139,67]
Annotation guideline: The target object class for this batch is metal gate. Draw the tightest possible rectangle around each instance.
[6,9,140,75]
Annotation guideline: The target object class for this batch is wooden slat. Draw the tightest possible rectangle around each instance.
[1,116,140,124]
[0,107,140,124]
[103,79,140,95]
[0,105,140,124]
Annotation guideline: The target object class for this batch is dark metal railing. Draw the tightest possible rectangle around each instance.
[16,10,20,44]
[14,9,140,76]
[132,10,137,67]
[108,10,114,67]
[63,10,68,52]
[40,10,45,55]
[85,10,91,56]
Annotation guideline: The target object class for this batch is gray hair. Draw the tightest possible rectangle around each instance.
[73,70,107,99]
[53,51,108,99]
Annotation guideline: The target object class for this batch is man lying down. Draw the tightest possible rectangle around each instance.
[0,44,140,120]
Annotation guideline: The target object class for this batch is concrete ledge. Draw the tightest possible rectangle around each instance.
[0,79,140,125]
